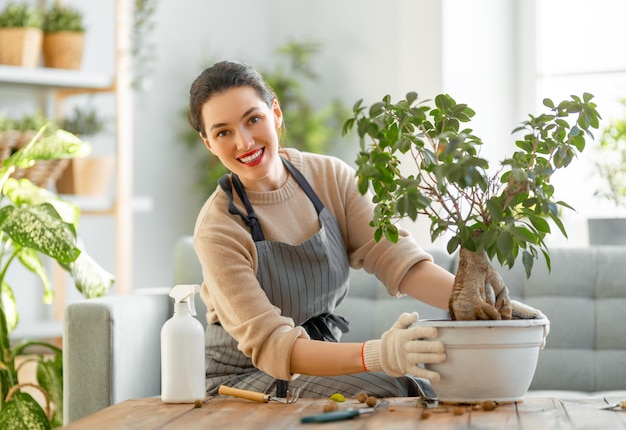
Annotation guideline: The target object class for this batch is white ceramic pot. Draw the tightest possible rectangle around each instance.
[413,317,549,403]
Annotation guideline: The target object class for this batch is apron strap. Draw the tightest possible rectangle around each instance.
[281,158,324,215]
[217,156,325,242]
[218,174,265,241]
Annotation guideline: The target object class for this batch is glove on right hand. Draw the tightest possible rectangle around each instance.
[362,312,445,382]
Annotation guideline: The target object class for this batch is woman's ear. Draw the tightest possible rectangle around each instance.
[272,98,283,130]
[200,132,212,151]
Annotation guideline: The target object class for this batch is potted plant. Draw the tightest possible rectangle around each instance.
[343,92,600,402]
[588,98,626,245]
[42,4,85,69]
[0,112,72,189]
[0,2,43,68]
[0,124,115,429]
[55,105,114,197]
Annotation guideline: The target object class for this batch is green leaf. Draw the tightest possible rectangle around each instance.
[383,225,399,244]
[0,283,18,334]
[37,354,63,427]
[522,250,535,278]
[511,226,537,244]
[0,392,50,430]
[446,236,460,254]
[0,204,80,263]
[528,214,550,233]
[17,248,53,304]
[61,251,115,298]
[496,230,514,257]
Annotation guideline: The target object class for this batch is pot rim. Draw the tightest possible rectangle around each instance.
[414,316,549,328]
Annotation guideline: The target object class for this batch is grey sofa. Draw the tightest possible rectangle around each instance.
[63,236,626,424]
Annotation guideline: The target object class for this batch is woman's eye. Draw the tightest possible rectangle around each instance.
[216,130,229,138]
[249,115,261,125]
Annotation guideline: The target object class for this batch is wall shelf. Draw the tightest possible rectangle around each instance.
[0,65,113,90]
[1,0,135,342]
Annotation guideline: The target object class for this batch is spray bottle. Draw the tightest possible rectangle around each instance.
[161,284,205,403]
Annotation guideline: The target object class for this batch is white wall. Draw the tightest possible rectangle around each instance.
[131,0,444,289]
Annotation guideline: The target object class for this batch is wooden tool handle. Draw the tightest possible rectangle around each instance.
[218,385,269,403]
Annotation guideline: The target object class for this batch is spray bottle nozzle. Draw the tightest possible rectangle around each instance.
[169,284,200,316]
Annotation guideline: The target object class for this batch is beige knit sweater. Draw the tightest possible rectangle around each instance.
[193,148,432,380]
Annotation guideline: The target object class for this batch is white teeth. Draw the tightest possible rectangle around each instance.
[239,149,262,163]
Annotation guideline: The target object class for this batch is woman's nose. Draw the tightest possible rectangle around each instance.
[234,128,254,150]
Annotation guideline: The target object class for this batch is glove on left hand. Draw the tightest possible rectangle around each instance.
[510,300,550,349]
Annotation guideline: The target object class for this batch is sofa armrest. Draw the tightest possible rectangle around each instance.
[63,288,171,425]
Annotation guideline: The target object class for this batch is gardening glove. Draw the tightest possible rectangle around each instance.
[361,312,445,382]
[510,300,550,349]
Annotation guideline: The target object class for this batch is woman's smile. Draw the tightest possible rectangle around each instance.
[238,148,265,166]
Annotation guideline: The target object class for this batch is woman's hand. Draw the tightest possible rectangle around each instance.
[510,300,550,348]
[362,312,446,382]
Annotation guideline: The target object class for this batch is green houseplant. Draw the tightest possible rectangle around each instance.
[42,4,85,69]
[588,98,626,245]
[343,92,600,402]
[0,2,43,67]
[0,125,114,429]
[181,40,348,197]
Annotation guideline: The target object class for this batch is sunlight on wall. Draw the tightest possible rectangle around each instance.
[537,0,626,246]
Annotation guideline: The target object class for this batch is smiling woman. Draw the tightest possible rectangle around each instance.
[194,80,285,190]
[183,60,546,404]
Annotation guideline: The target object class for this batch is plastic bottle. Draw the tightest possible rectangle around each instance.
[161,284,205,403]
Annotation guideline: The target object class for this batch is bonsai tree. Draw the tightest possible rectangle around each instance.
[0,125,114,429]
[343,92,600,320]
[592,98,626,212]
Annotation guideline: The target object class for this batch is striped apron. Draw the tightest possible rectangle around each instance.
[206,157,421,398]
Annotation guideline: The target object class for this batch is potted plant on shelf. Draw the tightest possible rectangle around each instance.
[343,91,600,402]
[0,112,74,190]
[0,125,115,429]
[42,3,85,70]
[0,2,43,68]
[588,98,626,245]
[55,105,114,197]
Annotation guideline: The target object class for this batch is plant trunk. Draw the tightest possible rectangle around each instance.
[448,247,512,321]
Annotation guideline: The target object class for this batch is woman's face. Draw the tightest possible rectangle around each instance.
[199,86,284,191]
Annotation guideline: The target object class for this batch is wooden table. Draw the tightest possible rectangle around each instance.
[63,395,626,429]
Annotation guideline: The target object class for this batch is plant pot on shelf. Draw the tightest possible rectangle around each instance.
[0,28,42,67]
[415,317,549,404]
[55,156,114,197]
[587,218,626,246]
[42,31,84,69]
[2,130,69,188]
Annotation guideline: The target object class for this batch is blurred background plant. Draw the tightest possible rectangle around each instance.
[132,0,159,91]
[0,2,42,28]
[59,105,107,138]
[593,98,626,212]
[180,39,349,197]
[42,4,85,33]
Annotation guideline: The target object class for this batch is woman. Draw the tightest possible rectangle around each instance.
[187,60,537,399]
